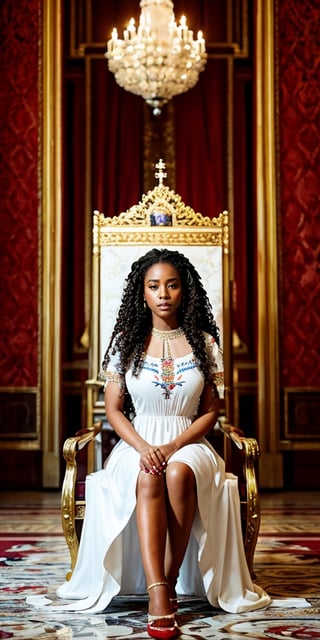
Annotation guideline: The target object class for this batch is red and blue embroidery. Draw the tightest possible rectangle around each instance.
[143,356,196,399]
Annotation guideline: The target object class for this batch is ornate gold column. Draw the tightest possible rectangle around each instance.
[255,0,283,487]
[41,0,63,487]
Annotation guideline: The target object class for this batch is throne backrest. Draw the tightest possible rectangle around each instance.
[88,171,231,430]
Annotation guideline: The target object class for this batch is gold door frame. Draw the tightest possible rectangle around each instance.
[41,0,63,487]
[255,0,282,487]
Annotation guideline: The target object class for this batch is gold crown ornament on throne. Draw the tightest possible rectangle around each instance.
[93,159,229,249]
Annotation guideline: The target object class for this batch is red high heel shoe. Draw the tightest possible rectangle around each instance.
[147,613,179,639]
[147,582,179,639]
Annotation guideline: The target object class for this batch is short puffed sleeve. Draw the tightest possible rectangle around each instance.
[204,332,224,399]
[97,346,125,391]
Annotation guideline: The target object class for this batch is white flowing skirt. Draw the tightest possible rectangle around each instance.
[56,416,270,614]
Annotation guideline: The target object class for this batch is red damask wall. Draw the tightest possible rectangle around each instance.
[0,0,40,387]
[277,0,320,388]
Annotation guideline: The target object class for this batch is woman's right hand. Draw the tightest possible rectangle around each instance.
[139,444,167,476]
[139,441,178,475]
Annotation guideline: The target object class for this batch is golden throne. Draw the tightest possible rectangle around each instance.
[61,163,260,581]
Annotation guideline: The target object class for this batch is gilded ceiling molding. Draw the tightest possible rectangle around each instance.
[42,0,63,487]
[255,0,282,488]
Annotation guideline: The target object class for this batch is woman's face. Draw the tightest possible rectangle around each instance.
[144,262,183,325]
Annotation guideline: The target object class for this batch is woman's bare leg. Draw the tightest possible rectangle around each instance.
[164,462,197,596]
[136,472,172,616]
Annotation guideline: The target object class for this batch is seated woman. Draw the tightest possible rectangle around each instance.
[57,248,271,638]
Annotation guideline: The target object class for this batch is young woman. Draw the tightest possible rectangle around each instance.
[56,248,270,638]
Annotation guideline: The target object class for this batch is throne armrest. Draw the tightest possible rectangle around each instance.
[218,416,260,577]
[61,421,103,578]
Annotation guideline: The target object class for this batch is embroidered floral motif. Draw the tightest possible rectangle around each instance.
[141,360,159,374]
[150,357,185,399]
[104,371,123,383]
[213,372,224,387]
[176,359,197,374]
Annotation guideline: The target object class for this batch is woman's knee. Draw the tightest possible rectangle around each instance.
[136,470,166,500]
[166,462,196,499]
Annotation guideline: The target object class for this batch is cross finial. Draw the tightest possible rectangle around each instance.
[155,158,167,186]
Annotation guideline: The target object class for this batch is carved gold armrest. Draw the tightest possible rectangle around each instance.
[239,436,261,577]
[218,415,244,448]
[218,416,260,577]
[61,421,103,579]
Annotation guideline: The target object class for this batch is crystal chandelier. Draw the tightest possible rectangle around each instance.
[105,0,207,116]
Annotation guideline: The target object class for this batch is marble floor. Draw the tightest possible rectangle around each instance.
[0,490,319,639]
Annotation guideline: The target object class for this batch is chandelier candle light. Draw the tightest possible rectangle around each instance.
[105,0,207,116]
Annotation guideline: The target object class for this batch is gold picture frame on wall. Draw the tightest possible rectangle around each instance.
[283,387,320,442]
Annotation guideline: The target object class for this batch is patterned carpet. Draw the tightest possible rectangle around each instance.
[0,493,319,639]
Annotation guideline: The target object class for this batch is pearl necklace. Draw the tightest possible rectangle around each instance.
[151,327,184,360]
[151,327,184,341]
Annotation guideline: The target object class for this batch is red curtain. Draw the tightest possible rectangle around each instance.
[174,59,228,217]
[90,60,144,217]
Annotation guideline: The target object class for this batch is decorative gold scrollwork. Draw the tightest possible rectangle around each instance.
[92,184,229,253]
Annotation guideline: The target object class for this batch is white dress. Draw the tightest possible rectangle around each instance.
[56,333,270,614]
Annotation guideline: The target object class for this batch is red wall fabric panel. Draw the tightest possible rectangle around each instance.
[277,0,320,386]
[174,59,228,218]
[0,0,40,386]
[91,59,144,217]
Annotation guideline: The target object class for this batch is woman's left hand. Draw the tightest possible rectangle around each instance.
[139,442,177,475]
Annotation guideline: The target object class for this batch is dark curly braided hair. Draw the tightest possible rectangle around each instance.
[101,248,220,389]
